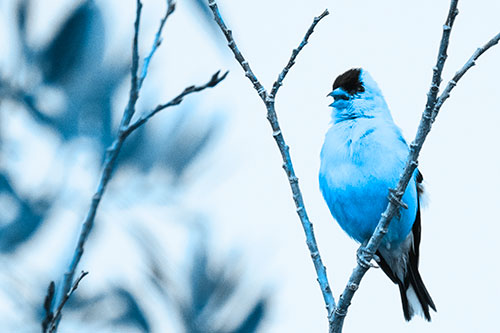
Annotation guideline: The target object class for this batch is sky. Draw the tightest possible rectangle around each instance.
[1,0,500,332]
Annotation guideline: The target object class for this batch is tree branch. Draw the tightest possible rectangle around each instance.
[207,0,335,318]
[330,1,499,331]
[138,0,176,90]
[424,0,459,115]
[44,1,226,331]
[270,9,329,98]
[45,271,88,333]
[432,31,500,122]
[208,0,267,99]
[125,70,228,135]
[121,0,143,128]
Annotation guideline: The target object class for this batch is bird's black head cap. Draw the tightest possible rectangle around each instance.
[332,68,365,95]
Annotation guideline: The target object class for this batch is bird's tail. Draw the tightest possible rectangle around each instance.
[376,249,436,321]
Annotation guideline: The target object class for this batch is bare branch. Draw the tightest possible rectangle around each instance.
[270,9,329,98]
[207,0,335,318]
[45,2,226,331]
[125,70,228,134]
[432,31,500,121]
[207,0,267,100]
[424,0,459,114]
[46,271,89,333]
[121,0,143,128]
[56,1,145,310]
[138,0,176,90]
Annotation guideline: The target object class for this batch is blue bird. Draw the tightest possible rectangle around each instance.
[319,68,436,321]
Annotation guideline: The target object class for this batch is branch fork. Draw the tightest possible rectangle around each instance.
[42,1,227,331]
[208,0,335,319]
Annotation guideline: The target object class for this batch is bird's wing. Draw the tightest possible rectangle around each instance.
[412,170,424,261]
[376,170,436,321]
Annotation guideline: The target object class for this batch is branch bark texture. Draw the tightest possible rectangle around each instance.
[207,0,335,318]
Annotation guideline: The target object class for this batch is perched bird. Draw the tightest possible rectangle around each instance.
[319,68,436,321]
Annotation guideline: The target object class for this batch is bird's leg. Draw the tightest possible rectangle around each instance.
[357,241,380,269]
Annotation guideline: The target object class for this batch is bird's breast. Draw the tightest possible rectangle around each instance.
[319,119,416,246]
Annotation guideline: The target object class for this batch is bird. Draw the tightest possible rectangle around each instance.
[319,68,436,321]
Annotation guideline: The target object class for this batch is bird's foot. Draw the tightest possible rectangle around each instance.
[388,188,408,209]
[357,246,379,269]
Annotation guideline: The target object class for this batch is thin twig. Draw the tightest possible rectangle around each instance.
[57,0,145,306]
[270,9,329,98]
[208,0,267,99]
[46,271,88,333]
[424,0,460,116]
[121,0,143,128]
[45,1,226,331]
[138,0,176,90]
[125,70,228,134]
[432,31,500,121]
[207,0,335,318]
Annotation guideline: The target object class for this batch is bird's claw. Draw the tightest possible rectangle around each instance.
[357,246,379,269]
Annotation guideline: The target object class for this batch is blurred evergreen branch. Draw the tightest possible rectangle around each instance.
[0,173,51,253]
[137,227,269,333]
[34,226,269,333]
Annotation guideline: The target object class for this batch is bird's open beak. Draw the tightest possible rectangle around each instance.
[327,88,350,101]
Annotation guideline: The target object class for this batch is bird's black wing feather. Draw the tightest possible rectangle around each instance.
[407,171,436,315]
[376,170,435,321]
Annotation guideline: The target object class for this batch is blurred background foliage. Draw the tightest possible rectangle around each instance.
[0,0,268,331]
